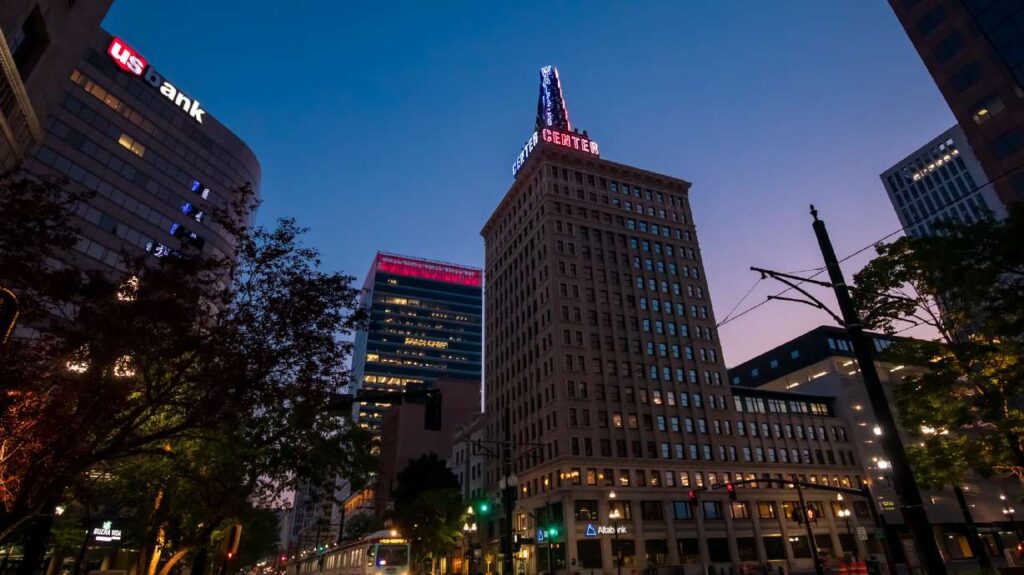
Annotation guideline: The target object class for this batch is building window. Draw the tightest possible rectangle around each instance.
[914,6,947,36]
[702,501,722,520]
[757,501,778,519]
[574,500,598,521]
[640,501,664,521]
[118,133,146,157]
[672,501,693,519]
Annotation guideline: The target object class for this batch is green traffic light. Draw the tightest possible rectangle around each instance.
[478,502,490,513]
[547,526,558,537]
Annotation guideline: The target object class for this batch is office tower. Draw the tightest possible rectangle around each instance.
[28,30,260,271]
[889,0,1024,204]
[480,66,867,574]
[880,124,1006,237]
[730,325,1021,564]
[350,252,482,433]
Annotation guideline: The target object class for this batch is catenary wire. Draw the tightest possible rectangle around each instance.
[715,161,1023,329]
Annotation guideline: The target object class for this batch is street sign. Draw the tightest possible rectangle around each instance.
[857,526,868,541]
[585,524,597,537]
[536,529,545,542]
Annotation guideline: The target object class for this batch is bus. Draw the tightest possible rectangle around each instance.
[287,531,410,575]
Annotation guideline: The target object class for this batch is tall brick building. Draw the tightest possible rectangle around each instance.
[478,67,872,575]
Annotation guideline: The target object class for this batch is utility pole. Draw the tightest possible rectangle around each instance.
[953,486,992,571]
[810,205,947,575]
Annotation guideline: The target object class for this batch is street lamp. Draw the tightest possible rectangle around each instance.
[1002,495,1022,540]
[463,522,478,575]
[837,508,856,561]
[609,490,623,575]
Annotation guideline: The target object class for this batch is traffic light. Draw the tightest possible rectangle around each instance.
[725,483,737,502]
[688,490,698,505]
[545,525,559,539]
[472,499,492,515]
[805,506,818,523]
[226,552,234,561]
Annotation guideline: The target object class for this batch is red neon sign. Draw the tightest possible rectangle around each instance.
[107,37,147,76]
[541,128,599,155]
[377,254,482,287]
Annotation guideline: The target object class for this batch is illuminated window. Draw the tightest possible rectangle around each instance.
[117,134,145,157]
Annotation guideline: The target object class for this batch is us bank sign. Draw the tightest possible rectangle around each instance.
[108,37,207,124]
[512,128,600,178]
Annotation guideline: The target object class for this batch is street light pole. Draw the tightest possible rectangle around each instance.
[609,491,621,575]
[837,508,856,561]
[811,206,947,575]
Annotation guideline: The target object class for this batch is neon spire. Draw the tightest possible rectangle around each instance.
[536,65,571,131]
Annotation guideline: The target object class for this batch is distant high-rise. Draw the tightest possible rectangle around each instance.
[350,252,482,433]
[880,124,1006,237]
[888,0,1024,205]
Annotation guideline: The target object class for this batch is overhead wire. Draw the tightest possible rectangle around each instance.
[716,160,1023,329]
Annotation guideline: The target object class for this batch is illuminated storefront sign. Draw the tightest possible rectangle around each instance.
[512,128,599,178]
[108,37,206,124]
[92,521,122,543]
[584,523,626,537]
[404,337,448,349]
[377,254,482,288]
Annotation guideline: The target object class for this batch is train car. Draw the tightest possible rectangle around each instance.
[287,531,410,575]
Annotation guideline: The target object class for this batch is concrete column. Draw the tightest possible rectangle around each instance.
[631,499,645,573]
[749,502,768,564]
[664,500,680,567]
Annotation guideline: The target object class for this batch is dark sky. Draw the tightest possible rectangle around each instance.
[103,1,952,365]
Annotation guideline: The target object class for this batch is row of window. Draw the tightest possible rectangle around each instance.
[521,467,861,497]
[562,355,723,385]
[570,497,868,523]
[83,51,258,187]
[566,437,856,468]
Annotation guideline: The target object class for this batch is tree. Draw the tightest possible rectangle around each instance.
[343,513,384,541]
[0,170,376,558]
[391,455,465,575]
[852,204,1024,486]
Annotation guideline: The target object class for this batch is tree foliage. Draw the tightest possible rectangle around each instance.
[852,204,1024,487]
[391,455,465,574]
[0,170,376,554]
[343,513,384,541]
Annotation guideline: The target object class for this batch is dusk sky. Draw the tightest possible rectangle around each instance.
[103,1,952,366]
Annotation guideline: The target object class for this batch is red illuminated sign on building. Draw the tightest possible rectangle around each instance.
[512,128,599,177]
[107,37,206,124]
[541,128,599,155]
[108,37,147,75]
[377,254,482,287]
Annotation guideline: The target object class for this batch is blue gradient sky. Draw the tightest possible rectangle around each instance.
[103,1,952,365]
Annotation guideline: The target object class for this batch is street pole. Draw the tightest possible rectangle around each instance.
[862,486,899,575]
[502,407,514,575]
[811,206,947,575]
[795,482,823,575]
[612,517,621,575]
[953,486,992,571]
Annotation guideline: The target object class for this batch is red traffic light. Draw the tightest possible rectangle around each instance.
[688,489,697,503]
[226,552,234,561]
[725,483,737,501]
[806,507,817,522]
